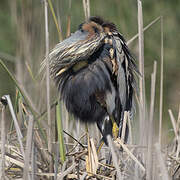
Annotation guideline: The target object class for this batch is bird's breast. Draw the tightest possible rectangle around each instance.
[58,60,112,123]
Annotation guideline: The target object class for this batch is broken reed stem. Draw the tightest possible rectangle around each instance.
[177,105,180,129]
[121,111,128,143]
[154,143,169,180]
[168,109,178,140]
[44,0,53,173]
[127,16,161,45]
[159,16,164,148]
[127,112,133,143]
[137,0,146,146]
[31,141,37,180]
[0,105,5,179]
[5,95,25,158]
[59,161,77,180]
[89,138,98,174]
[107,136,122,179]
[115,138,145,172]
[23,115,34,180]
[146,61,157,180]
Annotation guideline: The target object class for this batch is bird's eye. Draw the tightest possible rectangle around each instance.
[81,29,85,33]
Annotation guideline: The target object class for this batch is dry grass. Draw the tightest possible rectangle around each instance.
[0,0,180,179]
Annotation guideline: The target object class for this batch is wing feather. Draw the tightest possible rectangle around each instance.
[111,33,137,125]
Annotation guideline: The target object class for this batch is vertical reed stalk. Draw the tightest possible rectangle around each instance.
[137,0,146,153]
[121,111,128,143]
[159,16,164,148]
[56,102,66,163]
[48,0,63,41]
[0,104,5,179]
[23,115,34,180]
[44,0,53,174]
[154,143,169,180]
[83,0,90,21]
[66,0,72,38]
[168,109,178,140]
[176,106,180,159]
[107,136,122,179]
[127,113,133,143]
[56,0,63,41]
[31,141,37,180]
[147,61,157,180]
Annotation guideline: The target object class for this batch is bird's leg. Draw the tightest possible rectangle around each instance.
[110,115,119,140]
[97,139,104,154]
[96,115,119,154]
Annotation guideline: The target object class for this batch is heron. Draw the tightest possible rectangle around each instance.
[48,16,138,146]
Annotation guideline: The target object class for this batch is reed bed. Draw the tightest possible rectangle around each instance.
[0,0,179,179]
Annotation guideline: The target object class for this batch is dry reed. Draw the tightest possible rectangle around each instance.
[0,0,179,179]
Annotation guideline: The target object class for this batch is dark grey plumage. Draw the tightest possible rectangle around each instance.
[47,16,138,144]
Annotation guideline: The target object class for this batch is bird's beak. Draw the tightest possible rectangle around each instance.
[55,67,68,77]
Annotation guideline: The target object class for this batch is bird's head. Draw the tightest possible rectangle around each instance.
[48,16,118,78]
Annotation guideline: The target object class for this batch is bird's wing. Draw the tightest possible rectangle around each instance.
[110,32,137,139]
[49,28,105,78]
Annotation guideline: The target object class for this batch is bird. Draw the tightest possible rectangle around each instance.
[48,16,138,145]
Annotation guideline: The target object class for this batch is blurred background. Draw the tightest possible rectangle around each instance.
[0,0,179,144]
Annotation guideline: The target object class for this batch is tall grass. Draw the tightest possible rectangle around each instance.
[0,0,179,179]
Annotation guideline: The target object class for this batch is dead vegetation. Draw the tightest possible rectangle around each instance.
[0,0,180,179]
